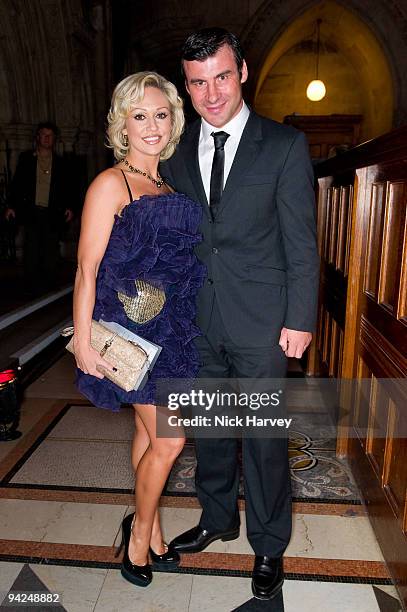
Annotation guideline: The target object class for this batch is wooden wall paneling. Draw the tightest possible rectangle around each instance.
[366,377,389,481]
[310,301,325,378]
[316,127,407,607]
[337,328,344,378]
[329,188,340,265]
[364,182,386,299]
[341,167,376,378]
[378,181,407,312]
[357,317,407,599]
[397,207,407,321]
[344,185,354,277]
[362,300,407,362]
[336,186,350,272]
[309,177,353,378]
[310,144,321,159]
[349,431,407,605]
[382,398,397,512]
[317,304,324,353]
[316,178,332,255]
[329,318,339,377]
[283,114,362,161]
[322,310,331,368]
[359,315,407,379]
[306,178,333,376]
[305,336,319,378]
[404,484,407,536]
[353,356,371,447]
[337,169,368,456]
[382,398,407,529]
[324,188,332,262]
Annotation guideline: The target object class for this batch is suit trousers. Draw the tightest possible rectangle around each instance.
[194,300,292,557]
[23,208,60,295]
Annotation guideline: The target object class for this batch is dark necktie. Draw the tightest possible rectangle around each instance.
[209,131,230,218]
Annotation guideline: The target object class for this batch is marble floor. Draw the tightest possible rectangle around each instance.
[0,355,403,611]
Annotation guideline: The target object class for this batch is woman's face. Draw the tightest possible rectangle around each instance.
[123,86,172,162]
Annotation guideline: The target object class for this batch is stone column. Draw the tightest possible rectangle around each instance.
[90,1,113,174]
[1,124,34,175]
[58,127,79,155]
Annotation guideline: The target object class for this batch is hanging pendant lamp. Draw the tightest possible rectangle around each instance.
[306,19,326,101]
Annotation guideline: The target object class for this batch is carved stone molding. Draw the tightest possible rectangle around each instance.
[0,123,34,152]
[75,130,92,156]
[58,127,79,154]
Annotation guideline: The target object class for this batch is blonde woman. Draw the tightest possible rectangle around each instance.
[73,72,205,587]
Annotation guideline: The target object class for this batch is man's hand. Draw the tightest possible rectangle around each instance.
[5,208,15,221]
[279,327,312,358]
[64,208,74,222]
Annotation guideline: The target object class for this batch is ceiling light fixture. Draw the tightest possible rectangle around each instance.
[306,19,326,102]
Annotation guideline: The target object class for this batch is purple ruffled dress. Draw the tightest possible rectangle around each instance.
[76,192,206,411]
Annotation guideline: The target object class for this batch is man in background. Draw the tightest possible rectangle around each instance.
[5,122,73,296]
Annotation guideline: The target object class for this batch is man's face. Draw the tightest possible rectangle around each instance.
[183,44,248,128]
[37,128,56,150]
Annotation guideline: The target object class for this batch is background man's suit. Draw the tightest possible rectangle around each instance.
[161,110,319,556]
[8,151,70,228]
[8,150,70,294]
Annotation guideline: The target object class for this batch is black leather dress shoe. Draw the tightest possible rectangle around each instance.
[169,524,240,553]
[251,556,284,600]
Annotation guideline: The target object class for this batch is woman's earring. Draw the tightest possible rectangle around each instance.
[122,134,129,147]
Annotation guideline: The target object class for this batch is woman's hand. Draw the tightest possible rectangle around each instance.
[73,340,115,379]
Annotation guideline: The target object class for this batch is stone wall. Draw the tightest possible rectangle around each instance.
[1,0,407,194]
[124,0,407,136]
[0,0,113,199]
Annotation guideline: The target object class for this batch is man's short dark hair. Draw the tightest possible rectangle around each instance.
[36,121,59,137]
[181,27,245,77]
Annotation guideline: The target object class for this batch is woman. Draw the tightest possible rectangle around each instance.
[73,72,205,587]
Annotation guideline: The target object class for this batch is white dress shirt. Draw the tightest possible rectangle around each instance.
[198,102,250,203]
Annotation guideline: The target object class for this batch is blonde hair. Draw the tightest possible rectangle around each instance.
[107,72,184,161]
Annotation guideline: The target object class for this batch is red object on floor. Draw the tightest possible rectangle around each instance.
[0,369,16,384]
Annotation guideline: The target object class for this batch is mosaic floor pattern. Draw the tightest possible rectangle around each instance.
[1,404,361,503]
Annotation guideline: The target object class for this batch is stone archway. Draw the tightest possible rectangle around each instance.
[241,0,407,133]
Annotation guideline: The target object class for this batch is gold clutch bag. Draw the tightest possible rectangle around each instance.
[62,320,149,392]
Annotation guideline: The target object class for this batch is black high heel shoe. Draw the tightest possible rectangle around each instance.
[115,513,152,587]
[149,544,180,570]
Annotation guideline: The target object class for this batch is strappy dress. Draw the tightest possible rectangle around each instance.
[76,171,206,410]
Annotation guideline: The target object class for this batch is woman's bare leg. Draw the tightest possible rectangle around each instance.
[129,403,185,565]
[131,410,166,553]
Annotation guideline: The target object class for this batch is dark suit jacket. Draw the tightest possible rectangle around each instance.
[161,111,319,347]
[7,150,70,228]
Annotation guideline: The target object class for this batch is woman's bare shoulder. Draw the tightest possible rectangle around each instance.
[82,166,128,218]
[89,166,124,190]
[86,166,127,202]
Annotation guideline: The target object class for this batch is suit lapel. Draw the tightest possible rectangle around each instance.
[180,112,263,218]
[181,121,210,217]
[217,111,263,215]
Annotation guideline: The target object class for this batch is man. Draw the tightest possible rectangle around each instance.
[5,122,73,295]
[161,28,319,600]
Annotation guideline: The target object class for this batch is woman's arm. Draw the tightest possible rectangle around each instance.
[73,169,123,378]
